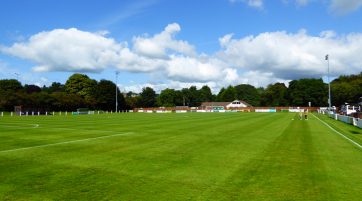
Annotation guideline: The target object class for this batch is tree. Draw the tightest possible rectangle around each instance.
[217,86,236,102]
[43,82,64,93]
[234,84,260,106]
[188,86,201,106]
[288,78,327,107]
[331,72,362,106]
[216,87,225,102]
[22,92,54,112]
[2,72,359,111]
[332,83,355,106]
[51,92,85,111]
[260,83,288,106]
[179,86,201,107]
[157,88,184,107]
[64,73,97,108]
[125,97,138,109]
[158,88,177,107]
[124,91,139,109]
[0,91,22,111]
[95,79,125,111]
[0,79,23,111]
[173,90,185,106]
[24,84,41,94]
[181,88,191,106]
[199,85,214,103]
[137,87,157,107]
[0,79,22,91]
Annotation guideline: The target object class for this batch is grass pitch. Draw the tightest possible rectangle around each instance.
[0,112,361,200]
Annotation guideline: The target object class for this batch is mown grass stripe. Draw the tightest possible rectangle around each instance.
[311,113,362,149]
[0,132,133,153]
[1,113,361,200]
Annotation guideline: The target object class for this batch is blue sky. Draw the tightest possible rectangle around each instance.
[1,0,362,93]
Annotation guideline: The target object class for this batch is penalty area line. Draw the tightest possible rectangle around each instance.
[0,124,40,129]
[0,132,134,154]
[311,113,362,149]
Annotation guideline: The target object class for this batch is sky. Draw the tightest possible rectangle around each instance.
[0,0,362,93]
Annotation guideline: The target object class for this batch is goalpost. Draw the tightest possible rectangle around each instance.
[75,108,94,115]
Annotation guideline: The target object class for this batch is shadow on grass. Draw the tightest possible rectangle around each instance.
[350,130,361,135]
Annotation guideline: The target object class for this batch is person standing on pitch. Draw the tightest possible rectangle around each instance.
[304,110,308,120]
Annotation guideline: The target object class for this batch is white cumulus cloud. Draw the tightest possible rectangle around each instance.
[230,0,264,9]
[329,0,362,15]
[132,23,196,58]
[217,30,362,80]
[1,28,125,73]
[0,24,232,85]
[165,56,226,82]
[248,0,362,14]
[2,23,362,93]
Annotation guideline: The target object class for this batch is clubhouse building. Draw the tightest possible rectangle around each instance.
[200,100,251,110]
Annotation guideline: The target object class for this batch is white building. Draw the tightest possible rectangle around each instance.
[226,100,250,108]
[200,100,251,110]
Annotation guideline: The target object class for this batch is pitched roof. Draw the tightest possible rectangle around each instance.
[200,102,231,107]
[236,100,252,107]
[201,100,252,107]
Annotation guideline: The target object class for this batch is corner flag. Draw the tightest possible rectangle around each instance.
[325,54,329,60]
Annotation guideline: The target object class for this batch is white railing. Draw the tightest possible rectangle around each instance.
[0,110,133,117]
[328,113,362,129]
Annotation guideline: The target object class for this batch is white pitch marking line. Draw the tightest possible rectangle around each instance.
[311,113,362,149]
[0,132,134,154]
[1,124,40,129]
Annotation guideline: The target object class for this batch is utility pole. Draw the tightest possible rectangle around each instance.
[326,54,331,109]
[115,71,119,113]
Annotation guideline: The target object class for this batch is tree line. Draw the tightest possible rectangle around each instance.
[0,74,125,112]
[0,72,361,112]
